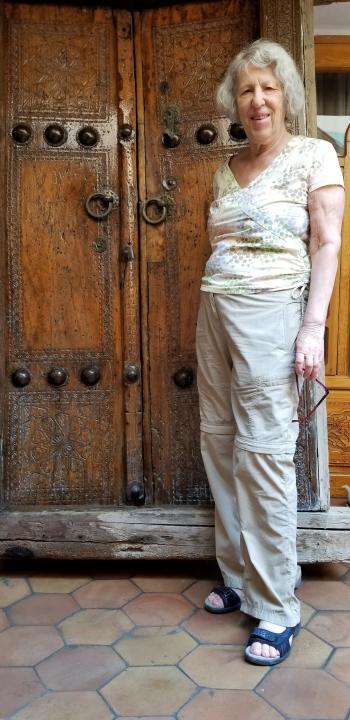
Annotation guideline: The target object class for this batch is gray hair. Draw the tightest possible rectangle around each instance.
[217,39,305,122]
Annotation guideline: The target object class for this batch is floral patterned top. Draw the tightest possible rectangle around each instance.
[201,136,344,295]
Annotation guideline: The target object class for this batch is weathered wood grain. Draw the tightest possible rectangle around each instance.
[0,506,349,561]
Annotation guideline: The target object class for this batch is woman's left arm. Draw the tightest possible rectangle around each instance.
[295,185,345,379]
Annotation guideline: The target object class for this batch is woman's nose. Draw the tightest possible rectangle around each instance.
[252,86,264,106]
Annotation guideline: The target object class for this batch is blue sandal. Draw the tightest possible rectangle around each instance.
[244,623,301,665]
[204,584,241,614]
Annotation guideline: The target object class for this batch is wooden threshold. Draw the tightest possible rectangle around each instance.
[0,506,349,563]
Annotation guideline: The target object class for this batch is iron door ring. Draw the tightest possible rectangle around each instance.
[142,197,167,225]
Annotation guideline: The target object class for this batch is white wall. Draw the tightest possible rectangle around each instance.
[314,2,350,35]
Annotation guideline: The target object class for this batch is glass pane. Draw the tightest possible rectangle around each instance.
[316,72,350,155]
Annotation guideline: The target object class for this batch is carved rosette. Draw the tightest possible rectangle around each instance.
[9,22,109,120]
[328,411,350,456]
[6,391,115,505]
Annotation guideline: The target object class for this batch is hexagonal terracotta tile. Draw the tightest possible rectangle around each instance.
[101,667,195,716]
[0,626,63,666]
[179,645,268,689]
[59,608,133,644]
[178,689,284,720]
[133,576,195,593]
[183,608,250,645]
[257,668,350,719]
[0,668,44,717]
[307,611,350,646]
[29,576,91,593]
[73,579,140,608]
[124,593,193,625]
[282,628,332,668]
[11,691,113,720]
[0,577,31,607]
[297,580,350,610]
[183,580,219,608]
[8,593,79,625]
[37,645,125,690]
[300,600,315,626]
[326,647,350,684]
[0,609,9,632]
[115,626,197,665]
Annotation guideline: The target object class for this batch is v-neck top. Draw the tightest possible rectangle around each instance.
[201,136,344,295]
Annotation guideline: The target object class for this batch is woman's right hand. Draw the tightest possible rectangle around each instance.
[295,323,325,380]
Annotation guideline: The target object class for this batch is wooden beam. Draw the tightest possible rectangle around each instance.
[0,506,349,562]
[315,35,350,72]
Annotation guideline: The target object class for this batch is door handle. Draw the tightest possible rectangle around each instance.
[142,197,167,225]
[85,190,119,220]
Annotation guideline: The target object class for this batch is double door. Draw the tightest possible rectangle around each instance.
[1,0,330,561]
[1,0,260,514]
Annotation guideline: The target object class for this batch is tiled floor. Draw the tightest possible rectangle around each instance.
[0,559,350,719]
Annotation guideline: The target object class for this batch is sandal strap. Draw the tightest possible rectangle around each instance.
[247,626,296,656]
[211,585,241,607]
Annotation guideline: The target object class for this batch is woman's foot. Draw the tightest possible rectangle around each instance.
[207,587,243,609]
[204,585,243,613]
[250,621,288,659]
[245,621,301,665]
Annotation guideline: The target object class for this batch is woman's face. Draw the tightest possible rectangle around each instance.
[235,63,286,145]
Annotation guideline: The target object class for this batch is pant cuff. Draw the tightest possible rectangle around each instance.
[240,600,300,627]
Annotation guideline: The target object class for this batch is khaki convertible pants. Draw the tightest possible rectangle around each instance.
[196,289,304,626]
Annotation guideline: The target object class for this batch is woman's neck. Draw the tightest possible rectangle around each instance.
[247,129,291,161]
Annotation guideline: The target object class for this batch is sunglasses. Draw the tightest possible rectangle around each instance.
[292,374,329,425]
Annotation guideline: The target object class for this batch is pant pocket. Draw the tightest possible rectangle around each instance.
[232,376,298,445]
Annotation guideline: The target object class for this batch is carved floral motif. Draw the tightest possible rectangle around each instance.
[328,411,350,453]
[154,18,252,120]
[7,392,114,505]
[10,23,108,119]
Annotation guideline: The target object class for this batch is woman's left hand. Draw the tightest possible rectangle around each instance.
[295,323,325,380]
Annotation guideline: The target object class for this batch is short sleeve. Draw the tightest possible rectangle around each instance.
[308,140,344,192]
[212,160,237,199]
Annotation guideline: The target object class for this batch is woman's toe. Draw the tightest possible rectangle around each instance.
[208,592,224,608]
[249,641,280,658]
[250,641,262,656]
[263,643,279,658]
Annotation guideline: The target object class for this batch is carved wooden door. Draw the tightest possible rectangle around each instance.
[137,0,259,505]
[1,3,142,510]
[1,0,259,518]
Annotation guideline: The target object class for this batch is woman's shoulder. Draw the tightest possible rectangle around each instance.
[290,135,337,157]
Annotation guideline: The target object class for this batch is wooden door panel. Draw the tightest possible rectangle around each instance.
[3,3,141,507]
[326,127,350,500]
[328,391,350,465]
[138,0,259,504]
[15,156,107,351]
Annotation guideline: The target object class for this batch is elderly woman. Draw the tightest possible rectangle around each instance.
[196,39,344,665]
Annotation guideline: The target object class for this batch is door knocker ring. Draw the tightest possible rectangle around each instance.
[142,197,167,225]
[85,190,119,220]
